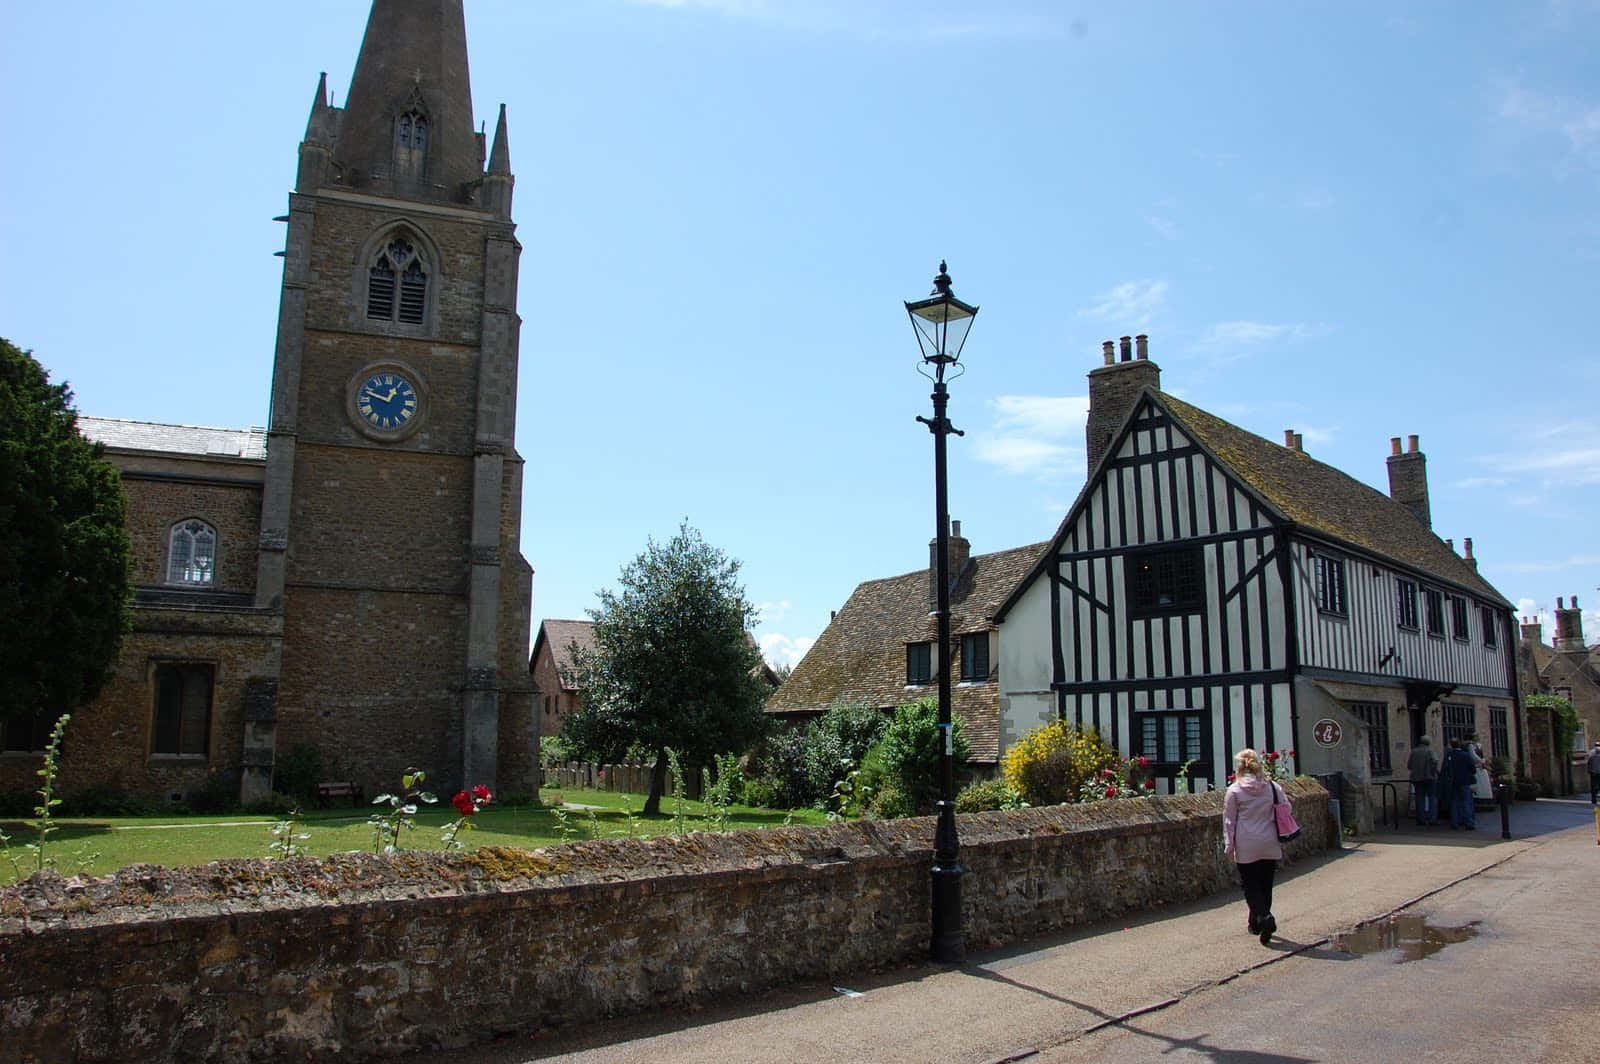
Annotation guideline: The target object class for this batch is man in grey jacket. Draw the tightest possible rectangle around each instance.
[1407,736,1439,825]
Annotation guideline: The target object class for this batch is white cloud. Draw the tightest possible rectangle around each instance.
[1195,321,1311,348]
[1500,553,1600,574]
[1146,214,1178,240]
[756,599,791,624]
[1078,279,1168,323]
[973,394,1088,478]
[1495,79,1600,176]
[760,632,814,669]
[1471,421,1600,494]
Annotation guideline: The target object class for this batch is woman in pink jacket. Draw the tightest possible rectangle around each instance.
[1223,748,1284,945]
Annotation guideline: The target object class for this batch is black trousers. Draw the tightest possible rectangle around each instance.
[1238,859,1278,922]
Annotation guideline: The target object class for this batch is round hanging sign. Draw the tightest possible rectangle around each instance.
[1312,718,1342,747]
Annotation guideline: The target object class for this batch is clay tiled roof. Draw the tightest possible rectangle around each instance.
[1158,393,1508,605]
[79,417,268,461]
[766,542,1049,763]
[532,619,596,691]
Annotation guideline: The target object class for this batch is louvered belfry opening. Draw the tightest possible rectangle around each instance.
[366,235,427,324]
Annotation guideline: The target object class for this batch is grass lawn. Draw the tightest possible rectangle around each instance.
[0,789,830,883]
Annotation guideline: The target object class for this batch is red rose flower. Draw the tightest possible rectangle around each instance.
[1266,751,1280,761]
[1104,786,1117,798]
[452,791,475,816]
[1136,755,1149,768]
[471,784,493,804]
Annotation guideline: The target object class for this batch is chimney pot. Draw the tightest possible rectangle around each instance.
[1119,335,1133,362]
[951,519,961,538]
[1574,595,1581,608]
[1445,538,1454,552]
[1407,434,1420,453]
[1135,334,1149,360]
[1102,340,1115,366]
[1390,436,1402,456]
[1284,429,1296,448]
[1294,432,1303,452]
[1558,597,1564,609]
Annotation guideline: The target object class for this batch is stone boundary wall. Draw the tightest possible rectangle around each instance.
[0,781,1328,1063]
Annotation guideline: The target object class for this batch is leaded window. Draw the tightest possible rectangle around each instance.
[1314,553,1347,616]
[1136,711,1206,767]
[1442,702,1475,747]
[367,235,428,325]
[1127,546,1204,618]
[960,633,990,682]
[1450,596,1470,641]
[154,663,213,757]
[167,519,216,586]
[1396,578,1419,629]
[1481,606,1498,648]
[1352,702,1391,774]
[1424,588,1445,637]
[1489,707,1509,759]
[906,643,932,686]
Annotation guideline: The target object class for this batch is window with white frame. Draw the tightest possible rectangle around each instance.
[1397,578,1419,629]
[167,519,216,586]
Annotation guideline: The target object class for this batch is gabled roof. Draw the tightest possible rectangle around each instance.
[1158,393,1506,604]
[1000,389,1509,621]
[765,541,1049,763]
[530,619,596,692]
[79,417,268,461]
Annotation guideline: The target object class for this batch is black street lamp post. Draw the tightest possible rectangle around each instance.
[905,261,978,965]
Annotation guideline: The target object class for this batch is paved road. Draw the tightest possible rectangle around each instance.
[398,798,1598,1064]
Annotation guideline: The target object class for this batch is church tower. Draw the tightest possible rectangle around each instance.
[255,0,533,796]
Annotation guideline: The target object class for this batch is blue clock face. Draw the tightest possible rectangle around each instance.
[355,372,418,432]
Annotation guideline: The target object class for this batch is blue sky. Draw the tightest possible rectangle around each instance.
[3,1,1597,667]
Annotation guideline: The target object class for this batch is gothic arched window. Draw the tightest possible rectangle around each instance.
[167,519,217,586]
[366,235,428,325]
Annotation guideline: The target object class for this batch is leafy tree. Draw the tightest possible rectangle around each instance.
[0,339,132,727]
[566,522,771,814]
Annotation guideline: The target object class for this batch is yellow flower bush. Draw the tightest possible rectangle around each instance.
[1002,720,1119,806]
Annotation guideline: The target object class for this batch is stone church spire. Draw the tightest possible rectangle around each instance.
[483,103,514,217]
[335,0,482,202]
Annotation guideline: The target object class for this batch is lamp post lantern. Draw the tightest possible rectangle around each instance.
[905,260,977,964]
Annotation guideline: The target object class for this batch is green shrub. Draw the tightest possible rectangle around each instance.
[814,701,889,763]
[272,743,323,805]
[244,791,298,816]
[869,778,915,819]
[874,698,969,816]
[1002,720,1117,806]
[955,778,1023,813]
[739,777,777,809]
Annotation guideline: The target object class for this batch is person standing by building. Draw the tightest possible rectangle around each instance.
[1444,739,1479,830]
[1406,736,1439,826]
[1586,741,1600,806]
[1224,748,1284,945]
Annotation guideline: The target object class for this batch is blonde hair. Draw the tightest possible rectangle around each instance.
[1234,748,1266,779]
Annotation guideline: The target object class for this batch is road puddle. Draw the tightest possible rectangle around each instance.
[1330,915,1478,961]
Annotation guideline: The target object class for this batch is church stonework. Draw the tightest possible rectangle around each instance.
[1,1,535,808]
[257,0,534,800]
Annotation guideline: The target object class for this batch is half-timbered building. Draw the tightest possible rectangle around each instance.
[995,337,1521,807]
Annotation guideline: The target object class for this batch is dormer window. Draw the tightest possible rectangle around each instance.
[367,236,428,325]
[167,519,216,586]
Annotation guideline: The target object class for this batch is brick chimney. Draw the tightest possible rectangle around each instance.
[1554,596,1585,652]
[928,518,972,611]
[1520,616,1544,644]
[1462,537,1477,570]
[1086,334,1160,476]
[1386,434,1431,529]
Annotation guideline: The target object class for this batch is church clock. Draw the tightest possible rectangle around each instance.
[347,364,426,441]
